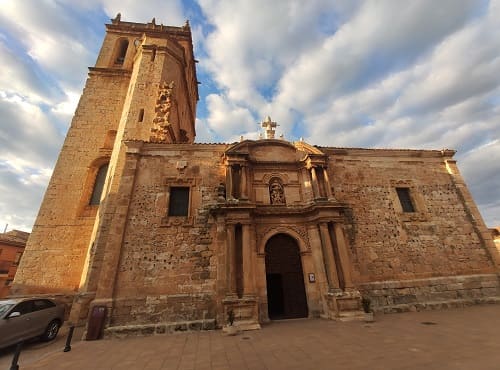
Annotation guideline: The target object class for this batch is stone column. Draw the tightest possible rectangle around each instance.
[307,224,330,315]
[255,252,268,322]
[226,165,233,200]
[319,223,341,290]
[215,215,228,292]
[242,224,255,295]
[333,223,354,289]
[323,167,334,200]
[310,167,320,199]
[240,164,248,200]
[226,224,237,296]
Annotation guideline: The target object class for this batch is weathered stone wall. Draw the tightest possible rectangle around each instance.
[109,144,227,327]
[327,149,497,283]
[70,23,200,307]
[13,69,130,294]
[359,274,500,312]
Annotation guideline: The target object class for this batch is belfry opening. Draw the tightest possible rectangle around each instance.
[265,234,308,320]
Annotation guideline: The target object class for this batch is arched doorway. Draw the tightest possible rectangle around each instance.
[265,234,308,319]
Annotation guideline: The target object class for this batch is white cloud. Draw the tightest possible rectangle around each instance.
[204,94,259,141]
[198,0,343,107]
[99,0,185,25]
[0,41,63,104]
[0,1,99,91]
[0,161,50,232]
[0,96,63,167]
[459,139,500,223]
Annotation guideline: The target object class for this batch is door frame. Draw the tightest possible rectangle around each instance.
[261,231,311,320]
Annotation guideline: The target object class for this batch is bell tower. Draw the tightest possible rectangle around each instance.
[97,14,199,144]
[12,15,198,303]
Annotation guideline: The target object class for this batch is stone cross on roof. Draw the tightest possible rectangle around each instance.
[260,116,279,139]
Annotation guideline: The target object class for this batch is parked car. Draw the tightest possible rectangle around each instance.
[0,297,65,348]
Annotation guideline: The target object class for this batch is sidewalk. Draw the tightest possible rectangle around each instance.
[9,304,500,370]
[0,324,85,369]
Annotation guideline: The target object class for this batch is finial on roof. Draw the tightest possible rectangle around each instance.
[112,13,121,23]
[151,17,156,25]
[184,19,190,29]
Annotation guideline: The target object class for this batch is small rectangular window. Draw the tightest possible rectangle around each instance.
[138,108,144,122]
[396,187,415,212]
[168,187,190,216]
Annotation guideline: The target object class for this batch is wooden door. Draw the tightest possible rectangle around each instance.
[265,234,308,319]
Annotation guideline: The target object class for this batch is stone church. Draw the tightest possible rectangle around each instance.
[13,17,500,336]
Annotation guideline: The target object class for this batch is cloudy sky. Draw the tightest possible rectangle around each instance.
[0,0,499,232]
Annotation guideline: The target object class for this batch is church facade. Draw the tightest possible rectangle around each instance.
[13,17,500,336]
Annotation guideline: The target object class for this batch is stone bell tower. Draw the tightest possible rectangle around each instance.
[12,15,199,316]
[96,14,199,145]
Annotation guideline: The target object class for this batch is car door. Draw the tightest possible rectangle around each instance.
[32,299,56,335]
[3,300,35,345]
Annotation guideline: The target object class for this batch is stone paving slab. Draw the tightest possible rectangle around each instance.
[4,304,500,370]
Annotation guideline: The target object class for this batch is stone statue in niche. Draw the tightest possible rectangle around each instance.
[217,183,226,201]
[269,179,285,205]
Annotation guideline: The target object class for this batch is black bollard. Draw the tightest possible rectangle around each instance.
[10,341,23,370]
[63,325,75,352]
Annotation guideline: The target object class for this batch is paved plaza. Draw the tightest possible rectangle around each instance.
[1,304,499,370]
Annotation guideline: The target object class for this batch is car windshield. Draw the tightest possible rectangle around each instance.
[0,303,14,317]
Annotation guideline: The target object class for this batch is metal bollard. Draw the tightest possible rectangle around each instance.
[64,325,75,352]
[10,341,23,370]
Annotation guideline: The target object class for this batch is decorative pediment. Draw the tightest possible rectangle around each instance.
[293,140,325,155]
[225,139,326,161]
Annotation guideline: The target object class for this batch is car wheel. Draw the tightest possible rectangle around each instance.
[42,320,60,341]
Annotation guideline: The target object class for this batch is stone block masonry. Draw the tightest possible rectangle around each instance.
[360,274,500,313]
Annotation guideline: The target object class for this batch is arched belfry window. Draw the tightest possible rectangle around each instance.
[89,163,109,205]
[269,178,285,205]
[115,39,129,65]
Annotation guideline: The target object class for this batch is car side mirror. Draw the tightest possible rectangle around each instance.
[8,312,21,319]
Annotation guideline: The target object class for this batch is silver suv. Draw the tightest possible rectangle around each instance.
[0,297,65,348]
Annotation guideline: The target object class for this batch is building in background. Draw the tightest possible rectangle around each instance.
[12,16,500,337]
[0,229,29,298]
